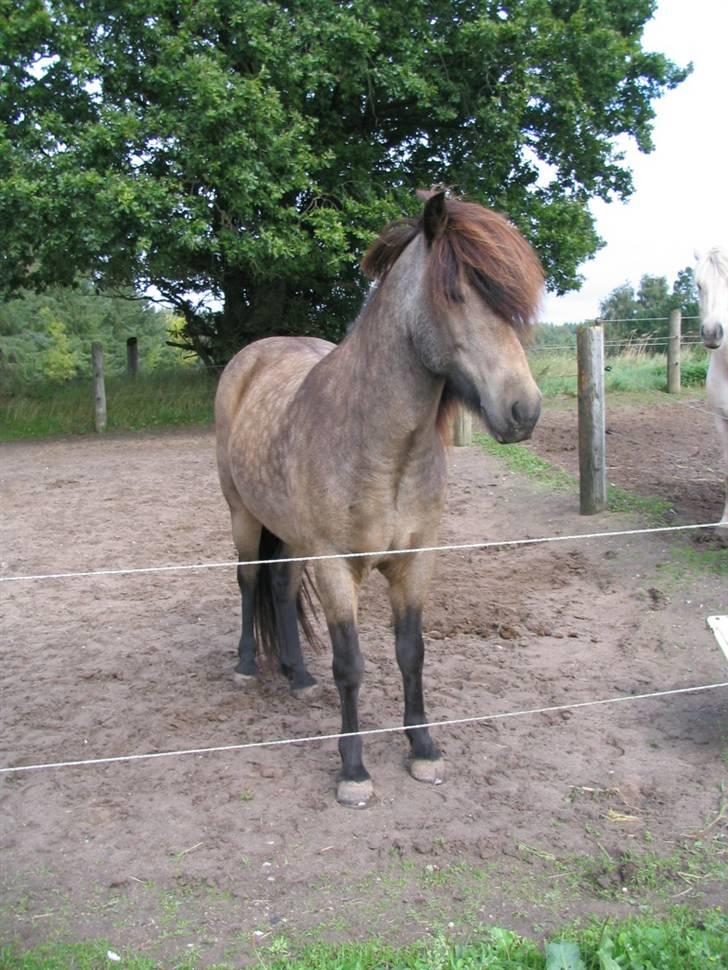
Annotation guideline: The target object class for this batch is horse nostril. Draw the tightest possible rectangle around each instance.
[702,322,725,346]
[511,396,541,430]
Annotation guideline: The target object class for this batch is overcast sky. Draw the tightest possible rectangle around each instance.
[542,0,728,325]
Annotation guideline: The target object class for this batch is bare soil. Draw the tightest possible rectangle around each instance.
[1,397,726,966]
[526,394,726,527]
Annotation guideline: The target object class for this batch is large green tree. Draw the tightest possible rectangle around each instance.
[1,0,688,363]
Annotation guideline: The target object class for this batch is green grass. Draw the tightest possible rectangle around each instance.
[0,346,711,442]
[474,433,673,523]
[528,346,709,399]
[0,369,216,441]
[0,942,177,970]
[1,910,726,969]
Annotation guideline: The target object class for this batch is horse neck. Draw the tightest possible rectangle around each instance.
[335,261,445,448]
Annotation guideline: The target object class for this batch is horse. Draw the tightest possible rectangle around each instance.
[695,247,728,536]
[215,190,544,807]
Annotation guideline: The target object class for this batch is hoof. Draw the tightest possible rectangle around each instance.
[409,757,444,785]
[233,671,258,688]
[290,681,320,701]
[336,778,374,809]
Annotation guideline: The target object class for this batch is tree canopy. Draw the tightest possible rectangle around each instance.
[1,0,689,363]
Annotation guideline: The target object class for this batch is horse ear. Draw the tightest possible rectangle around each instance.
[423,190,448,244]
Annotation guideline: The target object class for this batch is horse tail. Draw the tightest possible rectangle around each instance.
[254,528,323,666]
[297,567,323,652]
[253,528,279,664]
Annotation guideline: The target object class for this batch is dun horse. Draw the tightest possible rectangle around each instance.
[696,246,728,536]
[215,191,543,806]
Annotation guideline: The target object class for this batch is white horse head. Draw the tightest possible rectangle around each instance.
[695,247,728,349]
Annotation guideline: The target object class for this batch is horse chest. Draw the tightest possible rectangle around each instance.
[333,450,447,549]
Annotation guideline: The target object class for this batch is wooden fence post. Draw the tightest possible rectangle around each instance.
[92,341,107,433]
[453,404,472,446]
[577,323,607,514]
[126,336,139,376]
[666,308,681,393]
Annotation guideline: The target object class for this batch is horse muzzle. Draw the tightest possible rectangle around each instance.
[700,322,724,349]
[484,395,542,444]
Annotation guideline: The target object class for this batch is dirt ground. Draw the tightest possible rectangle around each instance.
[526,395,726,528]
[1,395,726,966]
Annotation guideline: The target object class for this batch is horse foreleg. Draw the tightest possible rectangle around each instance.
[271,562,317,695]
[384,553,443,785]
[394,607,443,784]
[330,620,372,807]
[716,414,728,538]
[316,561,373,808]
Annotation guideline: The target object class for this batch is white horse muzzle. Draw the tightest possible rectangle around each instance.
[700,322,724,349]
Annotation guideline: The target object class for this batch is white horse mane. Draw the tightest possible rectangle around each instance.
[695,246,728,286]
[695,247,728,350]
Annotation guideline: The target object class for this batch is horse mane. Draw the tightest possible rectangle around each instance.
[361,192,544,336]
[697,246,728,285]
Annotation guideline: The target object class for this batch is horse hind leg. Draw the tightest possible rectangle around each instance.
[270,556,318,696]
[229,506,262,683]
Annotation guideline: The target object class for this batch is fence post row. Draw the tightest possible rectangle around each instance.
[577,323,607,515]
[92,341,107,433]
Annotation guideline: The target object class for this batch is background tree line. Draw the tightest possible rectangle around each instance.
[0,283,191,383]
[1,0,687,367]
[1,260,700,387]
[598,266,699,340]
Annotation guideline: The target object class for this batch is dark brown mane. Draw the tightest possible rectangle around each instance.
[361,194,544,336]
[360,217,421,281]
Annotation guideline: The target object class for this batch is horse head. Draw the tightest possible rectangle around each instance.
[363,191,543,443]
[696,247,728,350]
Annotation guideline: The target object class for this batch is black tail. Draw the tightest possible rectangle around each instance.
[254,527,322,664]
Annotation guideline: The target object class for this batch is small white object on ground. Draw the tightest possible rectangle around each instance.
[707,616,728,662]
